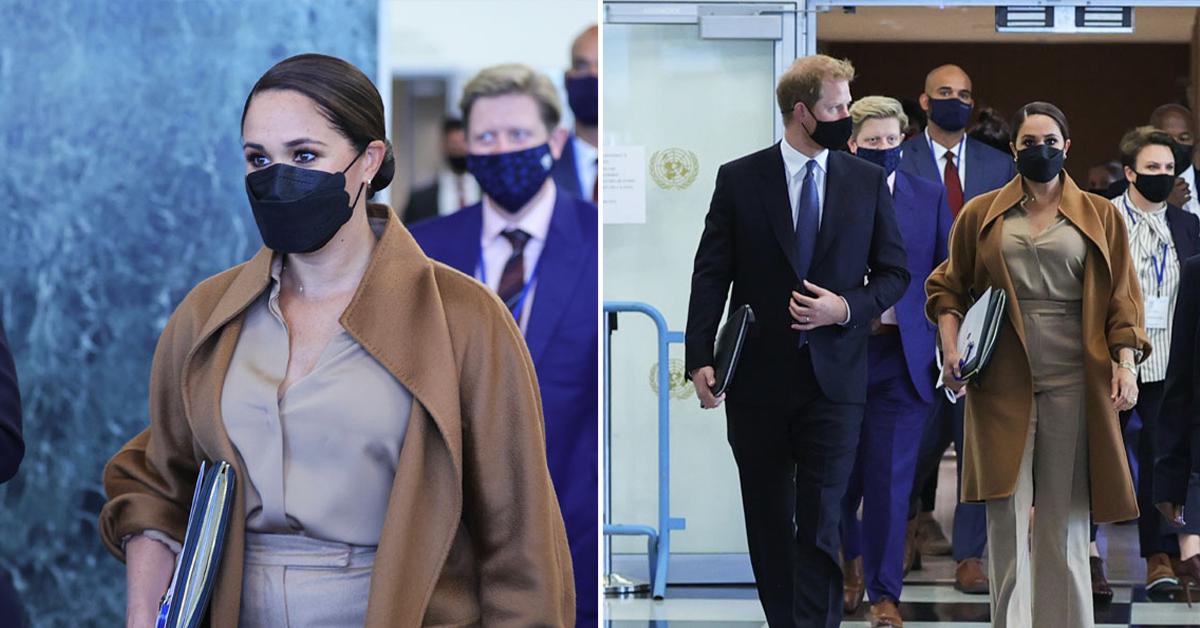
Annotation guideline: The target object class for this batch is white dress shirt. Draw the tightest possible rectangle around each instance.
[881,171,899,325]
[573,135,599,201]
[926,129,968,190]
[480,183,556,333]
[436,169,481,217]
[780,138,850,325]
[1181,166,1199,217]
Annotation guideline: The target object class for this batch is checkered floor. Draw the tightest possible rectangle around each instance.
[605,582,1200,626]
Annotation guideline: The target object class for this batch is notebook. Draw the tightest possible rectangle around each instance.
[712,304,755,397]
[936,286,1008,403]
[156,460,236,628]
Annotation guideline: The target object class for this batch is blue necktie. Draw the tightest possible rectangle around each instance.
[794,160,819,347]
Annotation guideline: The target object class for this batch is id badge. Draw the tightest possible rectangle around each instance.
[1146,296,1170,330]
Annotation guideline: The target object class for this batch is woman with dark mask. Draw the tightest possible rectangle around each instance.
[1089,127,1200,602]
[927,101,1148,627]
[98,53,573,627]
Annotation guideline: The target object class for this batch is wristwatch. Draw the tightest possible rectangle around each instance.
[1118,360,1138,376]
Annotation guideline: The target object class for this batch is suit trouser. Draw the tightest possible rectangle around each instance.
[986,300,1092,628]
[842,333,933,602]
[911,393,989,561]
[727,347,865,628]
[1089,381,1181,555]
[239,532,375,627]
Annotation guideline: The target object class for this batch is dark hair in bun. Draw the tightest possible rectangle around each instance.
[242,53,395,196]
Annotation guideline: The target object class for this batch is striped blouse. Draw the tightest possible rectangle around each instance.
[1114,193,1179,383]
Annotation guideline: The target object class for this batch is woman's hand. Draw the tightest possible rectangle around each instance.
[942,349,966,392]
[1111,363,1138,412]
[1157,501,1186,527]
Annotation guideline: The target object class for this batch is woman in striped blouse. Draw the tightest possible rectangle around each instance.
[1091,126,1200,603]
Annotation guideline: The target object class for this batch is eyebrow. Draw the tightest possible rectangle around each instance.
[242,138,328,150]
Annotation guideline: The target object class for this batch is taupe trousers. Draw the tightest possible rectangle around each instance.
[239,532,375,627]
[986,211,1093,628]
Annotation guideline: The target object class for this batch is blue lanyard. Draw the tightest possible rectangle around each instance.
[927,133,966,181]
[1152,242,1168,293]
[478,241,542,323]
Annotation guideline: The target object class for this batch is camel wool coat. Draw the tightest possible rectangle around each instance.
[926,174,1150,524]
[98,204,575,626]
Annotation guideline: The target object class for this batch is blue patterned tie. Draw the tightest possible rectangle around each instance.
[794,160,819,347]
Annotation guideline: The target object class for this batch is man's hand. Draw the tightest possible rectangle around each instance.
[1169,177,1193,209]
[691,366,725,409]
[789,280,849,331]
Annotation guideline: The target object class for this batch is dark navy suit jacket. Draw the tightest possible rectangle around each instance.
[888,170,952,403]
[685,145,910,405]
[551,134,587,200]
[898,134,1016,203]
[0,318,22,483]
[408,188,598,626]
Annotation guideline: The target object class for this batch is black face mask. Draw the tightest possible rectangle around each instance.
[245,150,366,254]
[1015,144,1065,183]
[1172,141,1194,176]
[447,155,468,175]
[1132,172,1175,204]
[803,111,853,151]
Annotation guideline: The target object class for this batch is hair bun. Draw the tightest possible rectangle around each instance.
[371,139,395,194]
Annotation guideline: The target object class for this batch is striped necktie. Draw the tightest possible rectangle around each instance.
[498,229,532,313]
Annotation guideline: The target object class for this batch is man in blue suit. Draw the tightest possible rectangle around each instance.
[897,64,1014,593]
[408,64,598,627]
[839,97,951,626]
[687,56,909,628]
[550,24,598,202]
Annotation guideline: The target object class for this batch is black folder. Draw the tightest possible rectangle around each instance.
[713,305,755,397]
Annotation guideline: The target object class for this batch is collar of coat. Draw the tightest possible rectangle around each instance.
[981,171,1113,271]
[183,202,463,466]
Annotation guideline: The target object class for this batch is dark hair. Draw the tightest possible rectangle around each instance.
[1009,101,1070,144]
[900,98,926,135]
[968,107,1011,153]
[442,117,464,134]
[242,53,395,195]
[1119,126,1175,170]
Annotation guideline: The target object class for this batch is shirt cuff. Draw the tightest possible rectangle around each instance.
[839,296,852,326]
[121,529,183,555]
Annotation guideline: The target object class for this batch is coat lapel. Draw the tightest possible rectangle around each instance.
[758,143,801,279]
[1167,205,1195,263]
[811,152,848,269]
[443,206,484,277]
[905,136,940,183]
[525,191,587,366]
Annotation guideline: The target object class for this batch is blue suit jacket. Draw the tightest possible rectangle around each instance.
[551,135,586,200]
[889,170,952,403]
[898,135,1016,203]
[408,188,598,625]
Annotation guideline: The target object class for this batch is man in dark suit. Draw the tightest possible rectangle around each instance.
[403,117,480,225]
[550,24,598,202]
[897,64,1014,593]
[686,55,909,628]
[838,96,951,626]
[408,64,598,627]
[0,317,24,623]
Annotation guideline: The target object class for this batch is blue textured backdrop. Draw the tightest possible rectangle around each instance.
[0,1,376,624]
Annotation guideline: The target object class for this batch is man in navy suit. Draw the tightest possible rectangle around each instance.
[686,55,909,628]
[897,64,1014,593]
[408,64,598,627]
[838,97,951,626]
[0,317,24,623]
[550,24,598,202]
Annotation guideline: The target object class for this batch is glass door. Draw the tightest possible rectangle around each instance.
[603,1,797,583]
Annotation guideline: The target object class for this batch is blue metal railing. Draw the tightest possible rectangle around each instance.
[603,301,687,599]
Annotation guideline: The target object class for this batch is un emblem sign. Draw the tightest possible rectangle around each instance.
[649,148,699,190]
[648,359,694,400]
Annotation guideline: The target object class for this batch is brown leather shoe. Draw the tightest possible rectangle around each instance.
[844,555,865,613]
[915,512,952,556]
[954,558,989,594]
[1146,552,1181,598]
[903,517,921,575]
[868,597,904,627]
[1176,554,1200,607]
[1091,556,1114,605]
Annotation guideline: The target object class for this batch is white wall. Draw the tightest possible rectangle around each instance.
[385,0,598,118]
